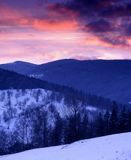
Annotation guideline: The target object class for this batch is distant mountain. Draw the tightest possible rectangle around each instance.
[0,61,37,75]
[1,59,131,103]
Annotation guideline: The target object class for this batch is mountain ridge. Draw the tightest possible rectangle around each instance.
[1,59,131,103]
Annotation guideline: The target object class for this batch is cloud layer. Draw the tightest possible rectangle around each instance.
[0,0,131,63]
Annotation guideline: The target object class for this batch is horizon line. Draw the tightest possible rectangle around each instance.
[1,58,131,65]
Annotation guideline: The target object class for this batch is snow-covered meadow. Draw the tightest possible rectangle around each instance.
[1,132,131,160]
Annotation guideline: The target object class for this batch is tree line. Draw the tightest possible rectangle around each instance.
[0,101,131,155]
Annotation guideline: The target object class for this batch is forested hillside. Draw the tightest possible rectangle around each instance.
[0,88,130,155]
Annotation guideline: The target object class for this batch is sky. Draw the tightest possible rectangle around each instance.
[0,0,131,64]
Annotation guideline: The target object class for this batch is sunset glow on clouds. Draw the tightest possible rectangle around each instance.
[0,0,131,63]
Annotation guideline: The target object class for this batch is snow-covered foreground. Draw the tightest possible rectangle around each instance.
[1,132,131,160]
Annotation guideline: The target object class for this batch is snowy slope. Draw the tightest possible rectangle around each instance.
[0,89,67,130]
[0,89,98,131]
[1,132,131,160]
